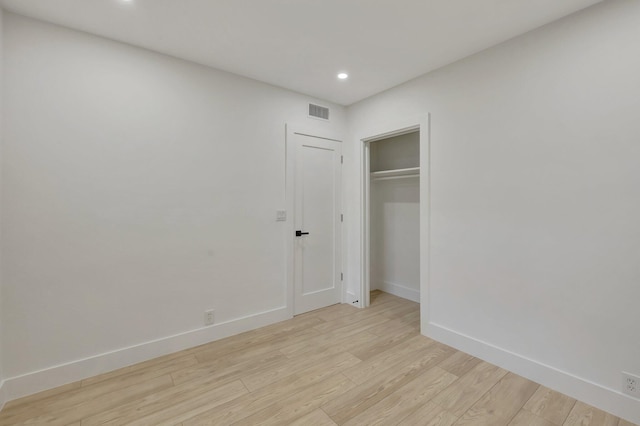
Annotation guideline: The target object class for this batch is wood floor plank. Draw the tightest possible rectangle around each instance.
[618,419,640,426]
[312,313,392,336]
[397,402,459,426]
[312,305,395,333]
[344,336,450,385]
[0,292,629,426]
[241,350,361,392]
[431,360,508,418]
[280,329,380,359]
[197,330,302,365]
[523,386,576,425]
[298,303,356,321]
[563,401,619,426]
[379,302,420,319]
[342,367,457,426]
[438,351,482,378]
[170,349,287,386]
[193,324,319,363]
[189,315,324,361]
[82,354,198,394]
[181,352,361,425]
[231,374,356,426]
[399,309,420,323]
[348,328,418,361]
[82,374,246,425]
[509,409,557,426]
[126,380,248,426]
[288,409,338,426]
[454,372,539,425]
[182,374,305,426]
[194,334,290,364]
[2,381,82,411]
[313,304,366,322]
[81,354,198,387]
[322,343,455,424]
[313,297,397,322]
[0,375,173,426]
[365,314,419,337]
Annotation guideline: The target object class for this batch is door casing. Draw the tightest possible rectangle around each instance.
[358,114,430,329]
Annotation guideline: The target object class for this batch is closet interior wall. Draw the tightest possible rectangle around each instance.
[369,132,420,303]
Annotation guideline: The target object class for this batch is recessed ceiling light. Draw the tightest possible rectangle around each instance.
[337,73,349,80]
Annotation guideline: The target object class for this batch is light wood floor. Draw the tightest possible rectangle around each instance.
[1,291,636,426]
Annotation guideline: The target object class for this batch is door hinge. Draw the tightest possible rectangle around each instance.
[341,272,343,281]
[341,214,343,222]
[341,155,343,164]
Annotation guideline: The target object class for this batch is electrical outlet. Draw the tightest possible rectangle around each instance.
[622,372,640,398]
[204,309,215,326]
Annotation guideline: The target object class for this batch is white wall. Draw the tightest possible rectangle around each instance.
[370,179,420,301]
[346,0,640,423]
[1,13,345,399]
[0,5,5,410]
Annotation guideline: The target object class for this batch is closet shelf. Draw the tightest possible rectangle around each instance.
[371,167,420,181]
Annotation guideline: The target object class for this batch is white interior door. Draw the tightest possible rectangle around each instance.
[290,132,342,315]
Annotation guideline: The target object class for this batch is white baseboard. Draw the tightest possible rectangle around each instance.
[379,281,420,303]
[3,306,290,404]
[345,291,359,306]
[0,379,6,412]
[425,322,640,425]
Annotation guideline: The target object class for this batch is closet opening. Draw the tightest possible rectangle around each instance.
[359,114,429,322]
[366,130,420,309]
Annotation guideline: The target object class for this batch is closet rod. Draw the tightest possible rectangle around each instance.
[371,174,419,182]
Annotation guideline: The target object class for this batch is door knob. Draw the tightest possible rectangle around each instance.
[295,230,310,237]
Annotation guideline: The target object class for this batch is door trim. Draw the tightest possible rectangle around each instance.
[358,114,430,328]
[285,124,343,317]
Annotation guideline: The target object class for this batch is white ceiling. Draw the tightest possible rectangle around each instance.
[0,0,602,106]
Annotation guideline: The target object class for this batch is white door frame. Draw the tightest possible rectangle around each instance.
[286,124,344,317]
[358,114,430,325]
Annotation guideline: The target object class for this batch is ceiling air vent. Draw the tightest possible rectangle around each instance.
[309,103,330,121]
